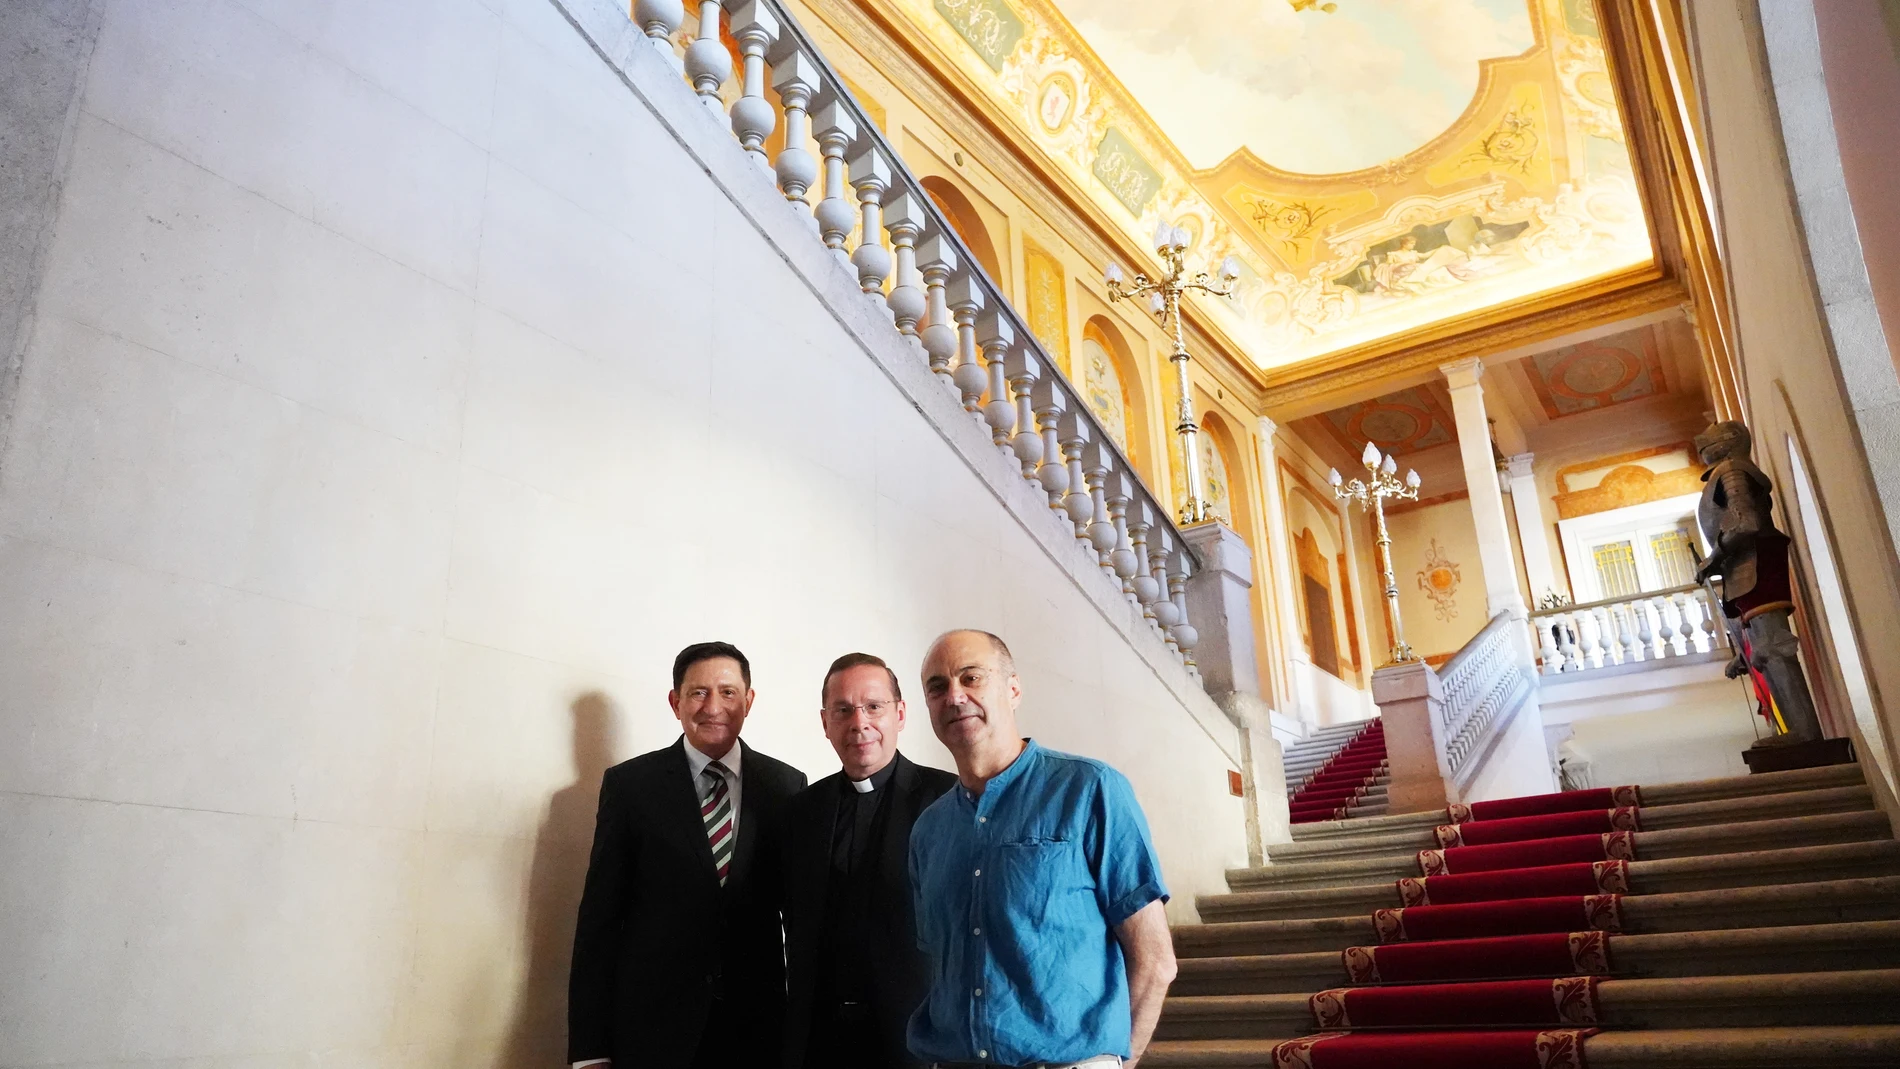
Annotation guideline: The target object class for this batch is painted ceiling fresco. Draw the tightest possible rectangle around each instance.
[1317,385,1458,457]
[893,0,1653,370]
[1517,322,1668,418]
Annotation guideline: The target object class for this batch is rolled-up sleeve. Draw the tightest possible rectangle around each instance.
[1090,767,1168,926]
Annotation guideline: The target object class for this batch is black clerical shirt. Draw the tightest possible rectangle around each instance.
[818,758,898,1006]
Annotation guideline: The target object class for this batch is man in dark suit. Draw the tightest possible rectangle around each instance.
[568,641,808,1069]
[776,652,957,1069]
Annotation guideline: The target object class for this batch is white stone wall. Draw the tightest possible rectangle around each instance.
[0,0,1247,1064]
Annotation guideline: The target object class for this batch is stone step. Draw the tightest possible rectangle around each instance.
[1171,919,1900,996]
[1144,1026,1900,1068]
[1285,778,1389,798]
[1283,764,1867,842]
[1197,840,1900,923]
[1174,875,1900,958]
[1229,810,1894,892]
[1285,785,1388,804]
[1156,968,1900,1041]
[1261,785,1876,864]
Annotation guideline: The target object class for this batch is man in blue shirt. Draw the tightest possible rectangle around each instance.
[906,630,1178,1068]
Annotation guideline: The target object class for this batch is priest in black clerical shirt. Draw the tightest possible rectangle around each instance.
[774,652,957,1069]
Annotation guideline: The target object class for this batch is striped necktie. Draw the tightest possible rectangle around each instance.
[700,764,734,885]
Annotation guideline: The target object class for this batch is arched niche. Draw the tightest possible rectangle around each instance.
[1286,483,1354,680]
[1198,409,1250,535]
[921,175,1003,286]
[1078,315,1149,480]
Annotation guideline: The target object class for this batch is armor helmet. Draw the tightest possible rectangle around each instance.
[1694,420,1752,464]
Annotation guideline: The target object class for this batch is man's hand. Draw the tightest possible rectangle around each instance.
[1114,898,1178,1068]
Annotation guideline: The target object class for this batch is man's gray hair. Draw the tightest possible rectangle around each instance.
[931,629,1016,673]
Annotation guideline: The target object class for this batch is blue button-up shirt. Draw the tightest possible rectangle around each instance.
[907,740,1168,1065]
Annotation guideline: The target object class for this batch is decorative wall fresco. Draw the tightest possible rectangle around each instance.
[1080,335,1130,453]
[1023,238,1071,371]
[1201,434,1233,524]
[1417,538,1464,621]
[882,0,1654,371]
[1521,324,1668,418]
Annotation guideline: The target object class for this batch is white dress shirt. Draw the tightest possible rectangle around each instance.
[570,738,744,1069]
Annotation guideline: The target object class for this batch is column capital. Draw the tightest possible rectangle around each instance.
[1506,452,1535,480]
[1257,415,1279,440]
[1440,357,1486,389]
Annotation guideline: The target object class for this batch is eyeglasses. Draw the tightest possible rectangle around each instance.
[825,700,896,720]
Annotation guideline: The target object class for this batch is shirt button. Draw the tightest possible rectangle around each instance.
[977,1051,987,1059]
[974,868,981,877]
[973,927,981,935]
[978,816,986,823]
[975,987,983,997]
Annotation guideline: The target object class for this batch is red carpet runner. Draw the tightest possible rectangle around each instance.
[1288,720,1387,824]
[1268,781,1664,1067]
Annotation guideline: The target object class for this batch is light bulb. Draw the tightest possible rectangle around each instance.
[1361,442,1381,469]
[1153,220,1173,253]
[1328,468,1343,487]
[1220,255,1242,281]
[1147,292,1166,316]
[1104,262,1124,286]
[1381,454,1397,476]
[1171,225,1191,250]
[1406,469,1421,489]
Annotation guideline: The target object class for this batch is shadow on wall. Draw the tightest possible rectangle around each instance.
[502,691,620,1068]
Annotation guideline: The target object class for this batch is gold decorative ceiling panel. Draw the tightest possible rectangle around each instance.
[883,0,1656,373]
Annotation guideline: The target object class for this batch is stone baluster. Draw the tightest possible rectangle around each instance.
[1670,593,1695,656]
[916,233,958,383]
[1689,590,1717,653]
[1537,617,1563,675]
[811,100,857,266]
[1169,547,1199,668]
[1030,379,1068,511]
[1129,502,1161,622]
[728,3,778,167]
[1080,442,1119,573]
[1005,348,1042,481]
[1615,604,1638,663]
[881,192,926,338]
[1104,471,1141,601]
[948,275,986,413]
[1580,608,1605,669]
[848,146,893,315]
[635,0,684,70]
[1056,410,1094,544]
[1559,612,1584,670]
[978,312,1017,449]
[1149,528,1180,649]
[1637,599,1659,661]
[683,1,732,116]
[769,51,819,223]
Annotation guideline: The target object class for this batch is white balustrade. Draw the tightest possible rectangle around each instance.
[1437,612,1531,779]
[728,2,779,167]
[620,0,1206,672]
[1530,584,1730,676]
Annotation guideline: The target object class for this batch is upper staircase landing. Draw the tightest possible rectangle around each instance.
[1285,719,1387,824]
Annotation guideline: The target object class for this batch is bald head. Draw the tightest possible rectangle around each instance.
[921,629,1023,787]
[926,629,1014,674]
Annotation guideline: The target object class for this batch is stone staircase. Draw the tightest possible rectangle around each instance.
[1286,719,1389,824]
[1149,763,1900,1067]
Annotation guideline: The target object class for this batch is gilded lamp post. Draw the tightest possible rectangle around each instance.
[1332,442,1423,665]
[1105,222,1242,526]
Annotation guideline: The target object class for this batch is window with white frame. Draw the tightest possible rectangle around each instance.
[1558,492,1707,603]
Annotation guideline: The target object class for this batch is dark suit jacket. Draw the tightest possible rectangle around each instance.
[568,737,808,1069]
[776,752,957,1069]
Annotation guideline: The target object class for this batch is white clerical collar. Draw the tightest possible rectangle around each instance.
[684,738,741,780]
[849,776,876,794]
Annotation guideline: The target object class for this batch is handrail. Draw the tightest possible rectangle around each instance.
[759,0,1198,571]
[1436,611,1532,784]
[1529,582,1701,618]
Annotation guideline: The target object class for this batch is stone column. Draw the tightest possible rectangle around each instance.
[1506,452,1561,606]
[1182,520,1288,855]
[1254,417,1309,716]
[1371,660,1451,814]
[1441,359,1528,621]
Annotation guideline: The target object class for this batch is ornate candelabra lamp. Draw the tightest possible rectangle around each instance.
[1105,223,1242,526]
[1331,442,1422,665]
